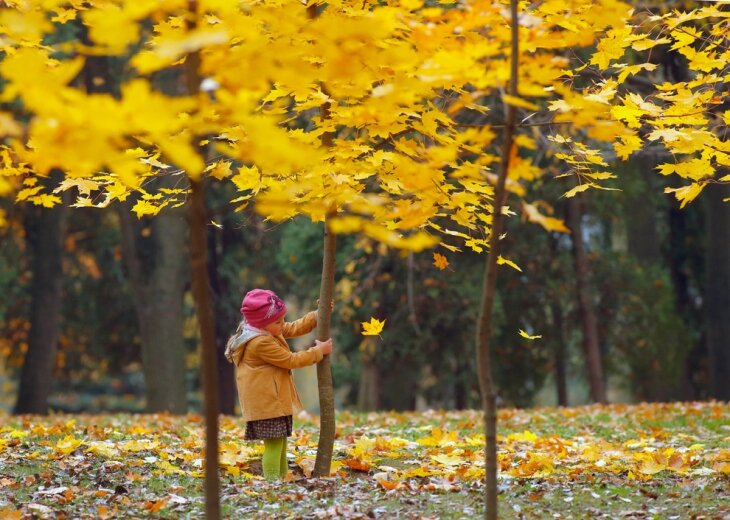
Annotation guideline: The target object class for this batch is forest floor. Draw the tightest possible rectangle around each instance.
[0,401,728,519]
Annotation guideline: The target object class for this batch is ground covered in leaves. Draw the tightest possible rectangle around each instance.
[0,401,728,519]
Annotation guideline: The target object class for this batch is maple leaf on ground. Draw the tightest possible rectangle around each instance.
[361,317,385,336]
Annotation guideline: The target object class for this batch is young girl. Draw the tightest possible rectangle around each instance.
[225,288,333,481]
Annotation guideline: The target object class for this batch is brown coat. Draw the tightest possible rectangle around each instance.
[230,311,323,422]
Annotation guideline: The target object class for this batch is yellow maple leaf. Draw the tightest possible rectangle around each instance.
[502,94,539,111]
[665,183,706,208]
[430,453,464,468]
[361,317,385,336]
[55,435,84,455]
[522,202,570,234]
[519,329,542,340]
[51,8,77,24]
[207,160,232,180]
[497,255,522,272]
[433,252,449,270]
[613,133,643,160]
[563,183,594,199]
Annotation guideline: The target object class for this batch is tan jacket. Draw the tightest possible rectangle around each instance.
[229,311,323,422]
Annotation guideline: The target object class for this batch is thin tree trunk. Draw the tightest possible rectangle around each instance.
[307,0,337,474]
[208,221,236,415]
[705,183,730,400]
[566,196,607,403]
[14,170,66,415]
[313,210,336,477]
[552,302,568,406]
[190,179,220,518]
[185,2,220,516]
[475,2,518,517]
[357,353,379,412]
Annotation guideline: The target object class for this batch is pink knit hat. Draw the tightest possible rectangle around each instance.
[241,289,287,329]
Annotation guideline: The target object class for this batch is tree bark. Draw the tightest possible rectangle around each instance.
[117,198,188,414]
[625,160,662,266]
[190,179,221,518]
[14,170,67,415]
[357,354,379,412]
[475,2,518,517]
[566,196,607,403]
[184,2,220,516]
[705,183,730,400]
[313,211,336,477]
[552,302,568,406]
[208,220,236,415]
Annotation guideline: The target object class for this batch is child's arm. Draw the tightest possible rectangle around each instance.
[254,336,325,369]
[281,311,317,338]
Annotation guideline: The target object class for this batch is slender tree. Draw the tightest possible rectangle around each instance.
[184,1,220,516]
[566,195,607,403]
[313,209,337,477]
[475,0,518,517]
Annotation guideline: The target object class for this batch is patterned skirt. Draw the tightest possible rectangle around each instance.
[244,415,293,440]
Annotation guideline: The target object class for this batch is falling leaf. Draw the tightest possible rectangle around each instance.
[433,252,449,270]
[497,256,522,272]
[361,317,385,336]
[519,329,542,340]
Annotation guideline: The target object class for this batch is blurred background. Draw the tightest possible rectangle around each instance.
[2,164,727,415]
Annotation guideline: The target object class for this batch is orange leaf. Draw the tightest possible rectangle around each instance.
[433,252,449,270]
[144,499,169,513]
[378,479,399,490]
[344,459,371,472]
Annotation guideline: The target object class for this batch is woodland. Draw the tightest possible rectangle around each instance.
[0,0,728,518]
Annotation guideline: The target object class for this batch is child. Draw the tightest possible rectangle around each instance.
[225,288,333,481]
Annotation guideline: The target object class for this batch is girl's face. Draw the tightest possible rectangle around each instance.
[263,316,285,336]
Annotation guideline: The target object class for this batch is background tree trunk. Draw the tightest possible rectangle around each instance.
[14,170,67,415]
[551,302,568,406]
[208,221,236,415]
[314,212,336,477]
[566,195,607,403]
[625,161,662,266]
[357,356,379,412]
[475,2,518,517]
[705,183,730,400]
[117,197,188,414]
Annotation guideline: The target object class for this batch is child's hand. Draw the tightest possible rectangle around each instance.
[316,299,335,311]
[316,338,333,355]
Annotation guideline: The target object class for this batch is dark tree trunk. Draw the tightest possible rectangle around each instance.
[14,170,67,415]
[208,220,235,415]
[625,161,662,265]
[117,198,188,414]
[566,196,607,403]
[552,302,568,406]
[705,183,730,400]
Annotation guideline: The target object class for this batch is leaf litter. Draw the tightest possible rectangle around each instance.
[0,401,727,518]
